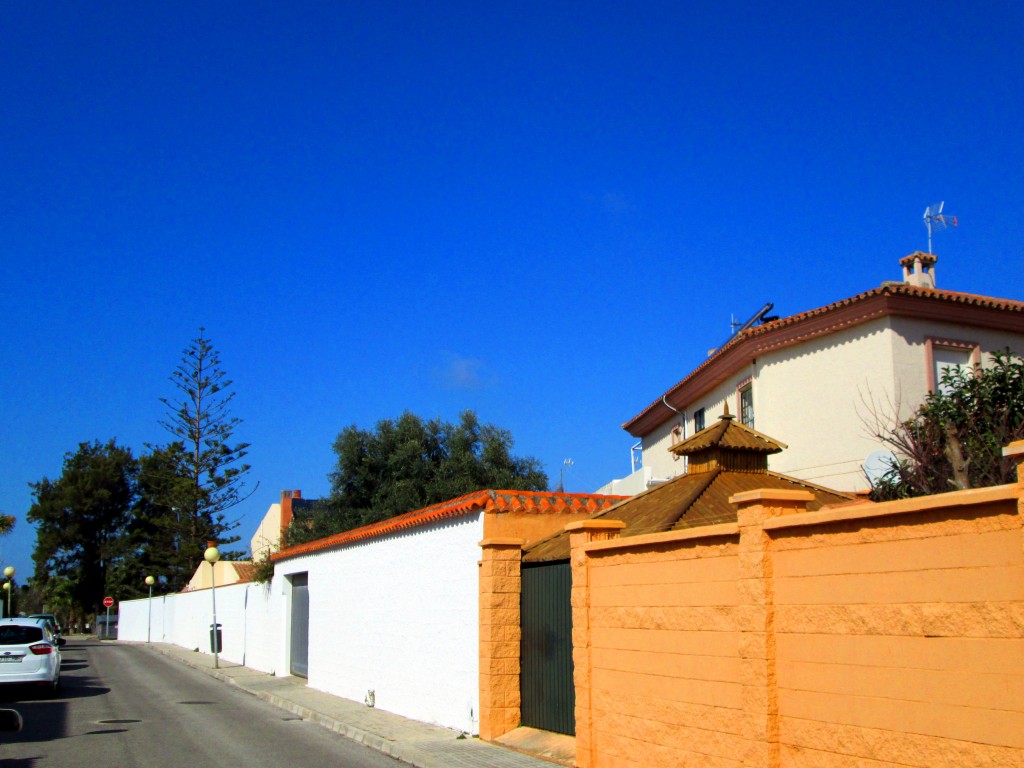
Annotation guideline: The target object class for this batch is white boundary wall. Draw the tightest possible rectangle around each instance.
[118,511,484,733]
[119,582,274,670]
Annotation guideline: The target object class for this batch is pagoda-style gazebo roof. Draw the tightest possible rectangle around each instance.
[524,412,855,563]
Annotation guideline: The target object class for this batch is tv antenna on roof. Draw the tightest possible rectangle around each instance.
[923,202,957,253]
[712,302,774,356]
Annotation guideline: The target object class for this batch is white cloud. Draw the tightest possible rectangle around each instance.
[435,352,487,390]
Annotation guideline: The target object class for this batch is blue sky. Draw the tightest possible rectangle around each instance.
[1,2,1022,584]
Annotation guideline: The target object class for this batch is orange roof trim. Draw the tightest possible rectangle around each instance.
[271,489,627,561]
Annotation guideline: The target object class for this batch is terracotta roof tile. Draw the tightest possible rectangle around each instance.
[272,489,626,561]
[232,562,255,583]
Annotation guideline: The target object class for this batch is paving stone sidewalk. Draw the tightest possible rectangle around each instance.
[131,641,559,768]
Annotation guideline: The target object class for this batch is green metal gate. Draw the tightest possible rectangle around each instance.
[520,561,575,735]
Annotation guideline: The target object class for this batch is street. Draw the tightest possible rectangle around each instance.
[0,637,404,768]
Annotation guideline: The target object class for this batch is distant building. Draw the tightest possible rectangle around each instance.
[183,558,254,591]
[251,489,310,560]
[602,251,1024,494]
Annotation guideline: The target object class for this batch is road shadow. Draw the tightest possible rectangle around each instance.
[0,664,111,746]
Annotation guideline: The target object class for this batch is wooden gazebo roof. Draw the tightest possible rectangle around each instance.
[524,413,854,563]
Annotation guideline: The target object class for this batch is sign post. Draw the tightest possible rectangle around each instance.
[102,596,114,640]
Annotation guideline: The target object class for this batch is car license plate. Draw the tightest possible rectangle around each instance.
[0,656,21,663]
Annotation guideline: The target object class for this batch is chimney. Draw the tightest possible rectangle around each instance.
[899,251,937,288]
[280,490,300,540]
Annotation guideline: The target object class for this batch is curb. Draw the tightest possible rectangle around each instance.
[144,644,420,766]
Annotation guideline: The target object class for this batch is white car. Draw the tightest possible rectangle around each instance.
[0,618,63,695]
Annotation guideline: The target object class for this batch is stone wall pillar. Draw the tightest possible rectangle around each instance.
[1003,440,1024,553]
[478,538,524,740]
[566,519,626,768]
[730,489,813,768]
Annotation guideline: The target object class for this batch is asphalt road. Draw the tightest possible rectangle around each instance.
[0,637,404,768]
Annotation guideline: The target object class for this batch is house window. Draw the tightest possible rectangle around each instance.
[926,338,979,394]
[739,385,754,428]
[693,408,706,433]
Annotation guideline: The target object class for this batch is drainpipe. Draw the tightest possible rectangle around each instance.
[662,395,686,434]
[630,441,643,474]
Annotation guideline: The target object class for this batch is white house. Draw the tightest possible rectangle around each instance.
[604,252,1024,494]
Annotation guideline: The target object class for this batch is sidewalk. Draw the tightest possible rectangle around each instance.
[131,641,568,768]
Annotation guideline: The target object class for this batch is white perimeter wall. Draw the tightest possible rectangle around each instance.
[119,582,274,671]
[275,513,483,734]
[119,511,484,734]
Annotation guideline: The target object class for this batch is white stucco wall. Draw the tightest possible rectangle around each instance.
[119,582,266,667]
[242,581,278,674]
[118,511,485,734]
[274,512,483,734]
[756,318,898,490]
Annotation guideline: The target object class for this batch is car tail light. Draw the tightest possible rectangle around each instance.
[28,643,53,656]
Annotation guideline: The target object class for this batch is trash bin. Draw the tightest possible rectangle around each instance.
[210,623,222,653]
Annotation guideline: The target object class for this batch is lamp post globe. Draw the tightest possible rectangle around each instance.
[204,545,221,668]
[145,575,156,643]
[3,566,13,580]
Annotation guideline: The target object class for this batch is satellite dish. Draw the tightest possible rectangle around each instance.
[863,450,893,484]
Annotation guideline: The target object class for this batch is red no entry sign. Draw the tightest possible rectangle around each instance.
[103,596,114,608]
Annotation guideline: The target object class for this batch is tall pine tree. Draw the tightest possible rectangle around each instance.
[149,328,252,577]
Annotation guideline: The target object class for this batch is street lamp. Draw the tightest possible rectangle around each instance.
[3,566,13,618]
[204,544,220,669]
[145,575,156,643]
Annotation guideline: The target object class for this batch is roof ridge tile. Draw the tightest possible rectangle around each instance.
[273,489,627,560]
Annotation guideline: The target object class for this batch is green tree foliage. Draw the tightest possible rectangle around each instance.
[151,328,251,571]
[870,350,1024,500]
[26,331,253,606]
[134,442,208,591]
[27,440,142,614]
[286,410,548,547]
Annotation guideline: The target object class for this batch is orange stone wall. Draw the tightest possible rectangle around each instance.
[478,538,524,740]
[483,508,596,545]
[770,493,1024,767]
[572,472,1024,768]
